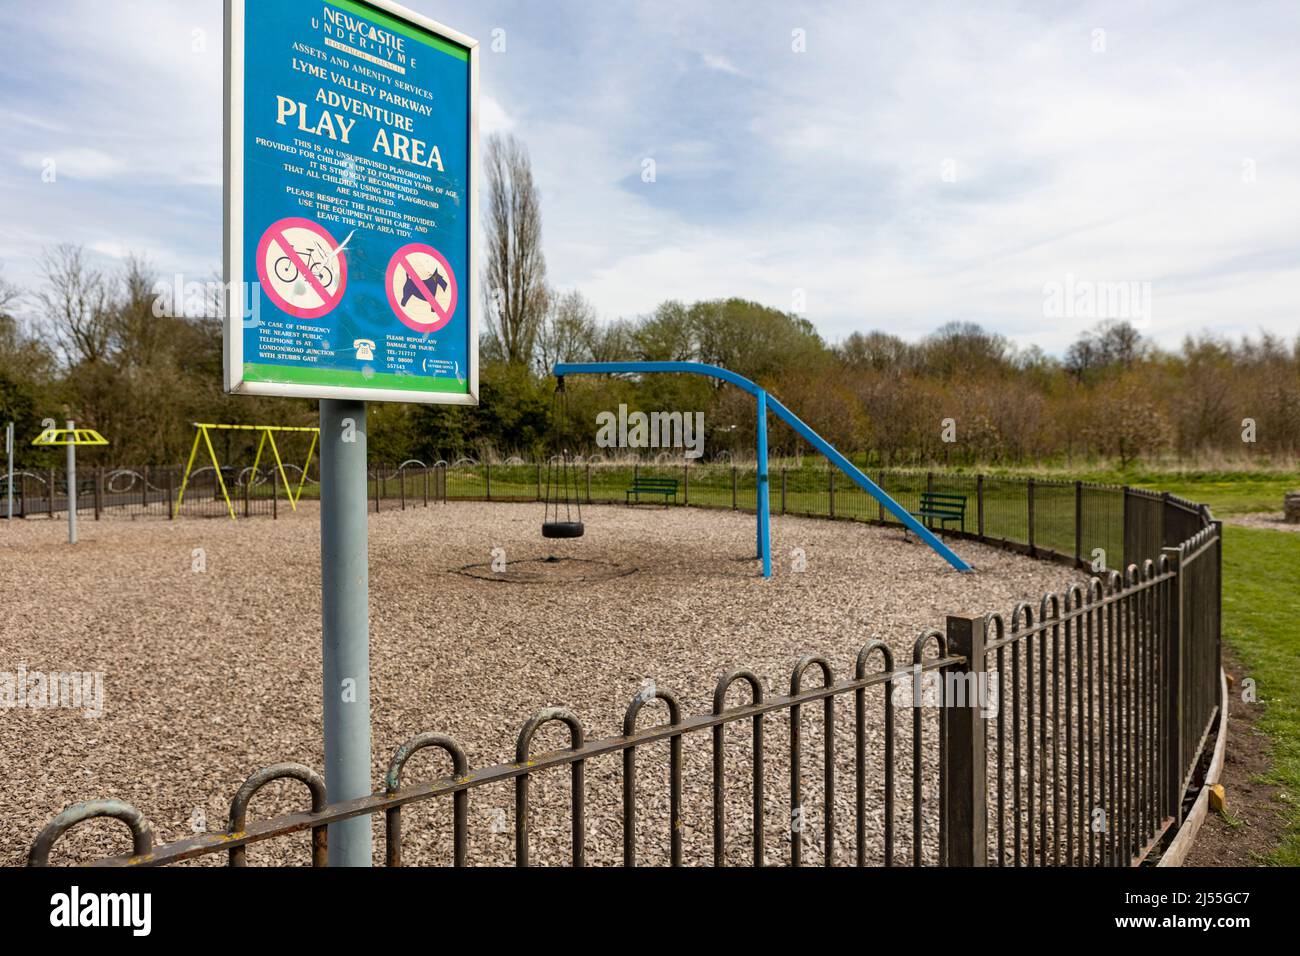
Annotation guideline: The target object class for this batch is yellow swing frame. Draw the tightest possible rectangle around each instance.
[176,423,319,520]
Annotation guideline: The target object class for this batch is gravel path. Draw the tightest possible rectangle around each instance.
[0,502,1080,866]
[1221,512,1300,533]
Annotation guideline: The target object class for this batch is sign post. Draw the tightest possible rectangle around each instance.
[226,0,478,865]
[319,399,370,863]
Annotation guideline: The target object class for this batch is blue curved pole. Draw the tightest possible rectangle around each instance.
[756,389,770,576]
[553,361,972,574]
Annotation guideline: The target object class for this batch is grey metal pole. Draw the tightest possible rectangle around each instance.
[65,420,77,544]
[319,399,372,866]
[5,422,12,521]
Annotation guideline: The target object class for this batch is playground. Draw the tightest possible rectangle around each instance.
[0,499,1080,866]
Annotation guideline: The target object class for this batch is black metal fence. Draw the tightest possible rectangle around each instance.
[0,459,1211,579]
[24,457,1221,867]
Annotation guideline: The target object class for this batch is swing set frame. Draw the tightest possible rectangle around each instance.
[176,423,319,520]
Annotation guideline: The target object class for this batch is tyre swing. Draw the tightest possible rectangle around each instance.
[541,378,584,539]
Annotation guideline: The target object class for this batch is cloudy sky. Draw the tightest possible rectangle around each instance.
[1,0,1297,354]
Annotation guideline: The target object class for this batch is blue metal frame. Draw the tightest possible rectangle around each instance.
[553,361,972,575]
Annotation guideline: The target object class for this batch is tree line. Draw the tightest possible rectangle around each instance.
[2,134,1296,470]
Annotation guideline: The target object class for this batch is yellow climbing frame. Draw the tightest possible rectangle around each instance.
[175,423,319,520]
[31,427,110,446]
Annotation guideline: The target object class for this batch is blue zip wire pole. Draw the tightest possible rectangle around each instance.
[552,361,972,576]
[756,389,770,576]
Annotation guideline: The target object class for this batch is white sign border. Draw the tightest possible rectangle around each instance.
[223,0,480,406]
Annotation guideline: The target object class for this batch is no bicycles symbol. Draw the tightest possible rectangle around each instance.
[256,217,349,319]
[385,243,458,333]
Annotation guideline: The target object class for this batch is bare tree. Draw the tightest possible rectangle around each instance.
[586,317,635,363]
[0,276,56,381]
[0,276,20,316]
[37,244,113,365]
[111,254,167,369]
[1066,320,1148,381]
[536,288,596,373]
[482,133,549,366]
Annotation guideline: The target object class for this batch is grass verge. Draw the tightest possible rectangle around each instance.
[1220,525,1300,864]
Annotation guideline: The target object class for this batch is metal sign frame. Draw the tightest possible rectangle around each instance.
[223,0,480,405]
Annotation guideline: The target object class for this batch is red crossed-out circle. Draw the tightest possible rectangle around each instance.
[255,217,348,319]
[385,243,458,333]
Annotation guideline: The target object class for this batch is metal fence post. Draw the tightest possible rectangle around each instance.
[1074,480,1083,568]
[243,470,250,518]
[732,465,737,510]
[143,465,149,512]
[94,466,102,521]
[1162,545,1184,825]
[828,468,835,519]
[976,474,985,538]
[1213,520,1223,678]
[1026,477,1036,556]
[47,467,54,518]
[272,468,279,520]
[167,471,174,521]
[1160,490,1171,550]
[1122,485,1133,568]
[943,614,988,866]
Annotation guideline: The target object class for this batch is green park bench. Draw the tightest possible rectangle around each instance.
[625,476,679,505]
[908,491,967,533]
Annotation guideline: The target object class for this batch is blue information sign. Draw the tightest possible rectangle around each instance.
[224,0,478,404]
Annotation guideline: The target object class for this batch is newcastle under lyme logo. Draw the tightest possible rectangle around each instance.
[49,886,151,937]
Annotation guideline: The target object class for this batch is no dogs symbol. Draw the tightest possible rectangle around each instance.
[385,244,458,333]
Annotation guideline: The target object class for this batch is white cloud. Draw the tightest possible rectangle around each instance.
[700,52,741,75]
[479,94,515,135]
[2,0,1297,355]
